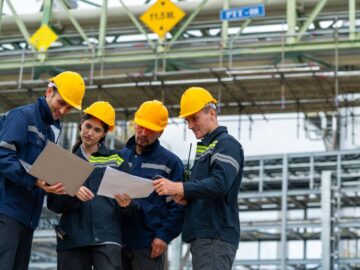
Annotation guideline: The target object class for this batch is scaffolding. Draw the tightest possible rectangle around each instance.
[0,1,360,269]
[0,0,360,120]
[31,149,360,269]
[234,149,360,270]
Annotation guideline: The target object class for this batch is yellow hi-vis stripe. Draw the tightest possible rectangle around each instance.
[89,154,124,166]
[196,140,218,154]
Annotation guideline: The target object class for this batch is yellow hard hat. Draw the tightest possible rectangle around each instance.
[179,87,217,118]
[49,71,85,110]
[134,100,168,132]
[83,101,116,131]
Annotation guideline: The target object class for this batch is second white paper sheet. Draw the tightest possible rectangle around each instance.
[97,167,154,199]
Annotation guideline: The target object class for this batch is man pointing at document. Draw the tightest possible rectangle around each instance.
[154,87,244,270]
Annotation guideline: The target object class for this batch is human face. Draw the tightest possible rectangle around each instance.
[80,117,106,148]
[134,124,161,151]
[45,88,73,120]
[185,109,216,139]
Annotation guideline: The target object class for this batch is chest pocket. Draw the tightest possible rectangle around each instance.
[26,126,46,163]
[192,154,211,180]
[28,125,46,148]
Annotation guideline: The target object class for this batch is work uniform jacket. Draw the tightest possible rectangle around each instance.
[120,136,185,248]
[0,97,61,229]
[182,126,244,247]
[47,144,130,251]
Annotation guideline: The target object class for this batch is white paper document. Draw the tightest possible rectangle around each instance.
[27,142,95,196]
[97,167,154,199]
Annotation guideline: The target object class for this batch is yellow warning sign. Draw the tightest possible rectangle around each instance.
[29,24,58,52]
[140,0,185,38]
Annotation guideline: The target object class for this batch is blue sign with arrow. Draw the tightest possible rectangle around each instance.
[220,4,265,21]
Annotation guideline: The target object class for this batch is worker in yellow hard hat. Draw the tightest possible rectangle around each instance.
[0,71,86,270]
[115,100,185,270]
[48,101,130,270]
[47,71,86,119]
[153,87,244,270]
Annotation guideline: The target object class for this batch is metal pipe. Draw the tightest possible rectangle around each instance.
[1,0,345,33]
[79,0,100,8]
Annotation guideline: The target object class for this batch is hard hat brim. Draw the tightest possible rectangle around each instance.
[64,98,82,110]
[134,117,164,132]
[179,98,217,118]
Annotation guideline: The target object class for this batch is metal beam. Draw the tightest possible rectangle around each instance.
[168,0,208,48]
[97,0,107,57]
[4,0,34,50]
[41,0,53,25]
[3,37,360,70]
[118,0,155,50]
[280,154,288,270]
[295,0,328,43]
[321,171,332,270]
[57,0,92,49]
[221,0,229,48]
[286,0,296,44]
[349,0,356,40]
[234,19,251,38]
[0,0,4,34]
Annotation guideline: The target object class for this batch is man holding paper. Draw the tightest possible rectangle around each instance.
[0,71,86,270]
[116,100,185,270]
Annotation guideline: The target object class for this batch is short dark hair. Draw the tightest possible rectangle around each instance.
[50,86,58,97]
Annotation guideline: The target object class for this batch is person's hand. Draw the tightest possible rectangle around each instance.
[36,180,66,195]
[75,186,94,201]
[153,178,184,196]
[151,238,167,258]
[173,194,187,205]
[114,193,131,207]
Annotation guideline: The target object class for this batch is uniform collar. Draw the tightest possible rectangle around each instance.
[201,126,227,146]
[76,143,109,159]
[95,143,109,155]
[126,135,160,155]
[37,96,60,128]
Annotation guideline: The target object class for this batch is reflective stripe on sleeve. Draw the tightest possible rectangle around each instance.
[0,141,17,151]
[210,153,239,173]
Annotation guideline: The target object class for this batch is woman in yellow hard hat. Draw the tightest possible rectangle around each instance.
[47,101,130,270]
